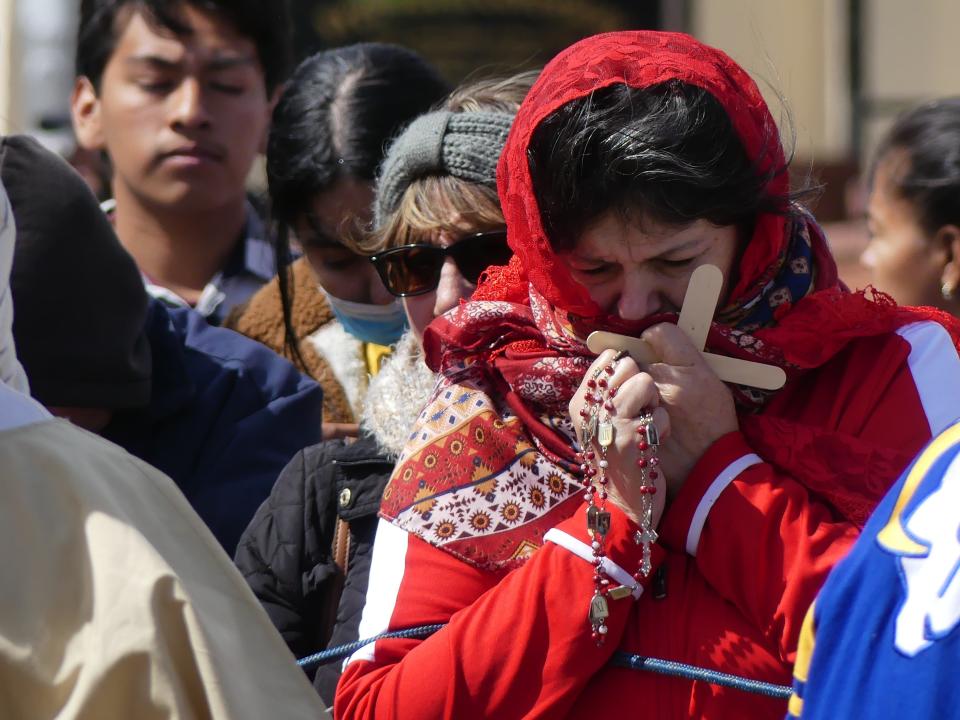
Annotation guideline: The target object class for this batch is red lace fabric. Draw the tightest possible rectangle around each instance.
[493,31,790,314]
[381,31,960,568]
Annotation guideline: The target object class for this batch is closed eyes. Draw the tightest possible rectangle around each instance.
[658,256,697,268]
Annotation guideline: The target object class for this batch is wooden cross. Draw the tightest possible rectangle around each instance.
[586,264,786,391]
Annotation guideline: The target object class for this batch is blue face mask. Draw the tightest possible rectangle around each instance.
[320,287,408,346]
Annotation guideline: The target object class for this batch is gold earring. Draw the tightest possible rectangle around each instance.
[942,282,956,301]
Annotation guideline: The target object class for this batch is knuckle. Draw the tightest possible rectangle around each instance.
[641,324,664,343]
[619,355,640,374]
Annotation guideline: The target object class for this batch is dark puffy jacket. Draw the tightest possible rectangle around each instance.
[102,300,323,553]
[234,434,392,706]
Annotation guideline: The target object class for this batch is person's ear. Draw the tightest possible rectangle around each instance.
[935,224,960,300]
[258,83,285,155]
[71,76,105,151]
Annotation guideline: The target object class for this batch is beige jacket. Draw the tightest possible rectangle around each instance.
[0,415,328,720]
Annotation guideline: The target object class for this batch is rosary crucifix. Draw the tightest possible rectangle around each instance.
[586,264,787,391]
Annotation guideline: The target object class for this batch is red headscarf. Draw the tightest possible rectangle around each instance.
[382,31,960,568]
[478,30,959,368]
[494,30,790,315]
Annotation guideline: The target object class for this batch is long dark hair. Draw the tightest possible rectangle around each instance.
[266,43,448,370]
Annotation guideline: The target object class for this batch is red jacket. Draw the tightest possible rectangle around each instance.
[336,322,960,719]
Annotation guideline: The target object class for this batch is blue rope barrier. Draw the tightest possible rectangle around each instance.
[297,624,443,669]
[610,652,792,699]
[298,624,793,700]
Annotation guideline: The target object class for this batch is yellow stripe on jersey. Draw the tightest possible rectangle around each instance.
[877,422,960,557]
[788,599,817,717]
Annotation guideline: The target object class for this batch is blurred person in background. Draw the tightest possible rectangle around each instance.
[863,98,960,315]
[0,178,327,720]
[2,134,321,554]
[70,0,291,324]
[226,43,448,438]
[234,72,530,706]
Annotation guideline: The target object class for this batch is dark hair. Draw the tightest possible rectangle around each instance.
[527,81,798,251]
[266,43,449,231]
[266,43,448,370]
[872,97,960,237]
[76,0,292,94]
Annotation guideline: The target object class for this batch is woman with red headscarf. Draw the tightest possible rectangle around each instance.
[335,32,960,719]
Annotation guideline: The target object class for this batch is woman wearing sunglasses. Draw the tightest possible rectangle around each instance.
[336,32,960,719]
[234,72,534,707]
[369,229,511,342]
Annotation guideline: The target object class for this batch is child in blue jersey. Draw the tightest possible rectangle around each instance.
[789,418,960,719]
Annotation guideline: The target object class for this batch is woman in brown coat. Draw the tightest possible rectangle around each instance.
[226,43,448,437]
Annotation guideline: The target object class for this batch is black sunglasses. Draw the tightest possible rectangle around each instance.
[369,230,512,297]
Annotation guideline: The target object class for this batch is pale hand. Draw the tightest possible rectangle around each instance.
[570,349,668,529]
[640,322,739,497]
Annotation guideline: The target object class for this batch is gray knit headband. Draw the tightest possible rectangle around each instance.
[374,109,515,229]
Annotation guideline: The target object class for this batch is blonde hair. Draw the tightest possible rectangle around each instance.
[355,70,538,255]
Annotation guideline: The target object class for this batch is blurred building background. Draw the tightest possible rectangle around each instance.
[1,0,958,286]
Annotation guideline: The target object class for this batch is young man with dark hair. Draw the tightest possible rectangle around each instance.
[71,0,291,323]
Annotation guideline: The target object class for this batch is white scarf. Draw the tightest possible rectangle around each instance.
[361,330,437,459]
[0,178,49,431]
[0,181,29,395]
